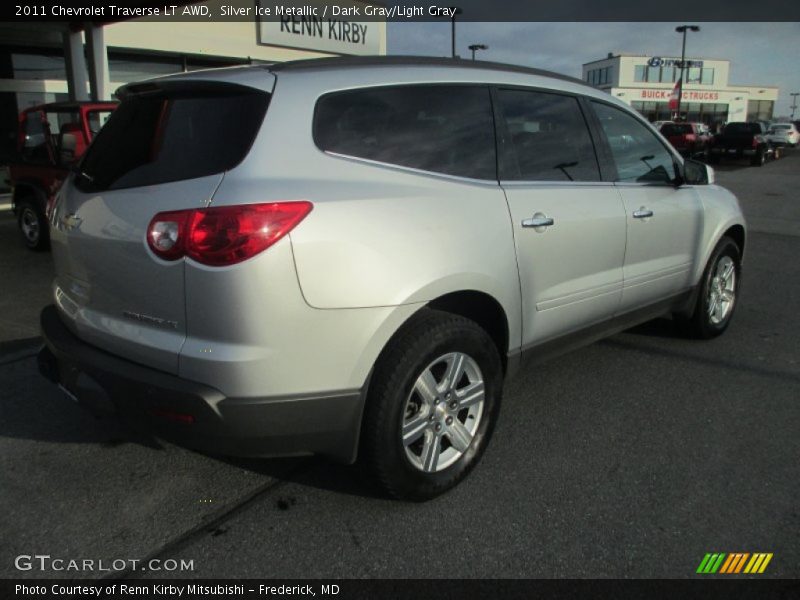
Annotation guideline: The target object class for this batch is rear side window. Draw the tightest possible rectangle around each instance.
[495,89,599,182]
[76,87,268,192]
[314,85,496,180]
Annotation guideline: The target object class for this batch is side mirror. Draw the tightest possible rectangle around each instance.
[682,158,714,186]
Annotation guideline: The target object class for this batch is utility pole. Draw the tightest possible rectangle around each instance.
[675,25,700,121]
[450,7,463,58]
[791,93,799,120]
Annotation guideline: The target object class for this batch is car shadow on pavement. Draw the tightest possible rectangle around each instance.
[0,336,43,364]
[1,351,385,499]
[0,370,163,448]
[218,454,389,500]
[622,316,684,338]
[708,159,752,173]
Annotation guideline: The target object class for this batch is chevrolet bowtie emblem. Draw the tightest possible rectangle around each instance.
[60,214,82,230]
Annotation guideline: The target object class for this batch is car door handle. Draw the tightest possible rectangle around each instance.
[632,208,654,219]
[522,216,554,228]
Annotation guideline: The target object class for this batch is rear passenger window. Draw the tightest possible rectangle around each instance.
[591,101,677,184]
[496,89,600,182]
[314,86,496,180]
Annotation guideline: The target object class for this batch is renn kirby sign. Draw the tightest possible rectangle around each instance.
[257,0,381,56]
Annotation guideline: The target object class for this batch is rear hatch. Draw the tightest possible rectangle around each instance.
[50,78,270,373]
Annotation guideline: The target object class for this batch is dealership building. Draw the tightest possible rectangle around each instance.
[582,53,778,126]
[0,0,386,163]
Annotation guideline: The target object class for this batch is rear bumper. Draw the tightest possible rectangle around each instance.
[38,305,364,463]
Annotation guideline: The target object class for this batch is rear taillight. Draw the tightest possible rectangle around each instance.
[147,201,312,266]
[753,135,763,148]
[685,134,696,141]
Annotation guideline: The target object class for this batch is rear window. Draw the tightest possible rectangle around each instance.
[724,123,759,135]
[76,86,268,192]
[661,124,692,135]
[313,85,496,180]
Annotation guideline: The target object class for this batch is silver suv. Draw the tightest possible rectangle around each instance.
[38,57,746,500]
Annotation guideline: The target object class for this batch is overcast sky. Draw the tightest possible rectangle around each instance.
[387,22,800,117]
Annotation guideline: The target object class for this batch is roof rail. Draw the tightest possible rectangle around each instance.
[268,55,589,87]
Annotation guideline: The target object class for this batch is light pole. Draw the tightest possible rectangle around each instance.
[791,93,799,120]
[468,44,488,61]
[450,7,463,58]
[675,25,700,121]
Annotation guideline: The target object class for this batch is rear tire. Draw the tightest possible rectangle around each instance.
[361,308,503,501]
[750,150,766,167]
[16,200,50,251]
[676,236,741,339]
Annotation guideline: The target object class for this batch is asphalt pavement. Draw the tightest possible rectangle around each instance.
[0,151,798,579]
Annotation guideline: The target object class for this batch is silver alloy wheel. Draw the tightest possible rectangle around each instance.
[401,352,485,473]
[20,207,40,245]
[707,255,736,325]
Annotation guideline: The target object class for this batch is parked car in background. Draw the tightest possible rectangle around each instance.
[660,122,712,159]
[709,121,780,166]
[765,123,799,147]
[37,57,746,501]
[9,101,117,250]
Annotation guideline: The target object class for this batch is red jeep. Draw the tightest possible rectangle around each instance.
[659,121,713,160]
[10,101,117,250]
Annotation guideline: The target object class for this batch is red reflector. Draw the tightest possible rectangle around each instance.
[150,408,196,424]
[147,201,312,266]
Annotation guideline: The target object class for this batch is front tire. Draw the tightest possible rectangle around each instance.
[16,201,50,251]
[361,309,503,501]
[676,236,741,339]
